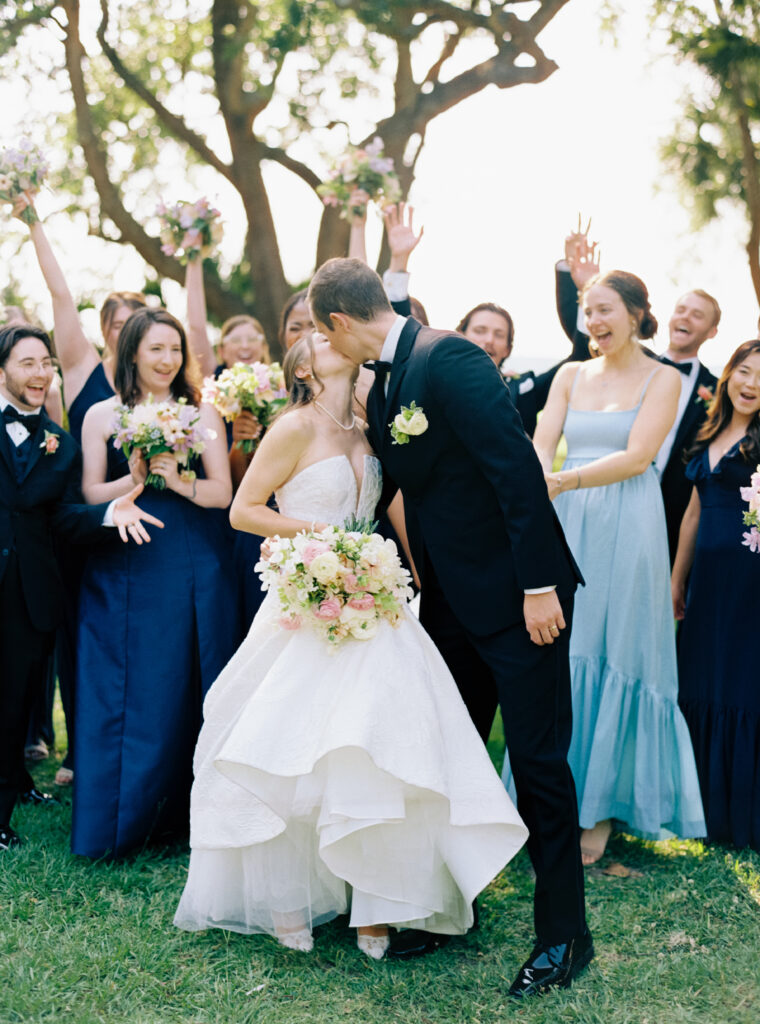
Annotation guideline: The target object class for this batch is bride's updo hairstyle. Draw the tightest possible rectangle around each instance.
[581,270,658,354]
[281,333,323,412]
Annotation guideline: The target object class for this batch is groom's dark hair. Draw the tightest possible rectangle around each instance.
[309,258,393,328]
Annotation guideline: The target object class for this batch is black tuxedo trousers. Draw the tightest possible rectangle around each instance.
[368,320,587,943]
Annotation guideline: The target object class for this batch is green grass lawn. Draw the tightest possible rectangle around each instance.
[2,705,759,1024]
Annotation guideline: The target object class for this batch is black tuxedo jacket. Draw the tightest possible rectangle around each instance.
[367,319,582,636]
[659,359,718,559]
[0,410,108,632]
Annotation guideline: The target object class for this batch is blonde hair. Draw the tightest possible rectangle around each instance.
[220,314,270,362]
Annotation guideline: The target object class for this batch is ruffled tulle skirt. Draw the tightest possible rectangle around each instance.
[174,596,528,938]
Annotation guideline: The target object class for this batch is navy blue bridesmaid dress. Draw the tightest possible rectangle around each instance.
[72,442,241,857]
[678,442,760,851]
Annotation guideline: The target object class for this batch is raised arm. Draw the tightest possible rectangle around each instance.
[185,259,218,377]
[546,366,680,499]
[15,196,99,402]
[347,188,370,263]
[671,486,701,619]
[230,411,322,536]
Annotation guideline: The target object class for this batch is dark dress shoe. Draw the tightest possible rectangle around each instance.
[387,929,451,960]
[508,929,594,998]
[19,787,60,807]
[0,825,22,850]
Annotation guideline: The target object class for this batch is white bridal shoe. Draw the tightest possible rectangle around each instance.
[276,928,314,952]
[357,933,390,960]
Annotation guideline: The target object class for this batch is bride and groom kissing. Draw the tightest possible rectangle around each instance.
[175,257,592,998]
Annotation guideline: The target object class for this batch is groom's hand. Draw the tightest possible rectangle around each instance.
[523,591,565,646]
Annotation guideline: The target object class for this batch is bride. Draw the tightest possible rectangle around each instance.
[174,333,528,959]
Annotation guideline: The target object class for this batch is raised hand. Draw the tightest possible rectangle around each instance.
[383,202,424,272]
[11,192,35,221]
[564,213,599,290]
[112,483,165,544]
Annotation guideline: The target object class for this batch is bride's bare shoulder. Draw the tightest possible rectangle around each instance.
[264,405,317,445]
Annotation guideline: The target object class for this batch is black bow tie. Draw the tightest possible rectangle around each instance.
[2,405,41,426]
[660,357,693,376]
[364,360,393,374]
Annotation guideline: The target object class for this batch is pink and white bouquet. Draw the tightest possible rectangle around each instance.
[318,137,402,220]
[202,361,287,453]
[0,139,49,224]
[257,522,413,649]
[740,464,760,553]
[156,197,223,262]
[112,396,213,490]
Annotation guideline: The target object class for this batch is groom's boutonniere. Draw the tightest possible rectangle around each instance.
[40,430,60,455]
[389,401,428,445]
[695,384,715,409]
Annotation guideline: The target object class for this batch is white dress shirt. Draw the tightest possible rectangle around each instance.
[378,319,554,596]
[655,356,699,475]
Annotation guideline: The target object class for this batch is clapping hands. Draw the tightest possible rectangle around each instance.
[564,214,600,290]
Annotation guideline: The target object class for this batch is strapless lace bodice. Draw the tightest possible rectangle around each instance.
[275,455,382,526]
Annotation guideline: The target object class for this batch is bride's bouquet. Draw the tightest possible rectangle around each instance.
[0,139,48,224]
[156,197,223,262]
[112,396,213,490]
[257,520,413,649]
[318,137,401,220]
[202,362,288,453]
[741,464,760,553]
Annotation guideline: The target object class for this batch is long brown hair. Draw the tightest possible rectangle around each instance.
[689,339,760,464]
[114,307,200,407]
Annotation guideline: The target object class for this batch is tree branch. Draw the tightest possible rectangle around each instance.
[96,0,234,183]
[60,0,244,321]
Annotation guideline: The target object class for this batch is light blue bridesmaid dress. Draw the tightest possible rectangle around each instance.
[503,367,706,840]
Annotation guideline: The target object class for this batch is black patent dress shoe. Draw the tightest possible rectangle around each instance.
[19,787,60,807]
[387,929,451,960]
[0,825,22,850]
[508,929,594,998]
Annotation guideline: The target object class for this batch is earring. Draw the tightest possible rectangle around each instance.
[629,320,638,342]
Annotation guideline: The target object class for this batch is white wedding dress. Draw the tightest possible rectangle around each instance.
[174,454,527,940]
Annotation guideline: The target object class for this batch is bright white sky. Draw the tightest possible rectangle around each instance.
[1,0,757,374]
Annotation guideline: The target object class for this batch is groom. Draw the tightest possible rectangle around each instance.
[309,259,591,997]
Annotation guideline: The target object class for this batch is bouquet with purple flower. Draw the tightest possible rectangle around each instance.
[318,138,401,220]
[112,396,213,490]
[0,139,49,224]
[740,464,760,553]
[156,197,223,263]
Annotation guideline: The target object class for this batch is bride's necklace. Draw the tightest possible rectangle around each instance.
[313,400,356,431]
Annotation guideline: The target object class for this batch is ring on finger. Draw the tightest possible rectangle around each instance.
[549,624,559,634]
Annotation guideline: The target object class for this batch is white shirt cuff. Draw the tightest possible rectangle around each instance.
[524,585,557,595]
[556,259,571,272]
[382,269,410,302]
[102,499,118,527]
[575,305,587,334]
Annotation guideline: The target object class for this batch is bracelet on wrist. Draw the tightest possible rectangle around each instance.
[576,468,582,490]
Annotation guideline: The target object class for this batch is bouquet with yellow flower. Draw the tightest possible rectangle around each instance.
[202,361,287,453]
[257,521,413,649]
[318,137,401,220]
[112,396,213,490]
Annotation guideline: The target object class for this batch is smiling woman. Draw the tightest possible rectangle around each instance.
[673,339,760,853]
[70,307,241,860]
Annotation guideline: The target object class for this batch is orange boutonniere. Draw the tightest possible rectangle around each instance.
[695,385,714,409]
[40,430,60,455]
